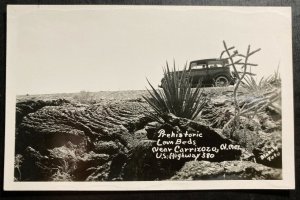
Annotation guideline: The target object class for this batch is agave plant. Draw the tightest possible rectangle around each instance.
[142,62,207,122]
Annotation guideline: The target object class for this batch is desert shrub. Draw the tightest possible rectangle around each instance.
[268,67,281,87]
[242,68,281,95]
[143,62,207,122]
[240,69,282,117]
[73,90,97,104]
[242,75,272,94]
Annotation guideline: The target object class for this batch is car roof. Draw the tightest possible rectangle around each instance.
[189,58,228,65]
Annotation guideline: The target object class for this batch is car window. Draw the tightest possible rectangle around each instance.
[208,64,223,68]
[190,63,206,69]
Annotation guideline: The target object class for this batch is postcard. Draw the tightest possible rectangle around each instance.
[4,5,294,190]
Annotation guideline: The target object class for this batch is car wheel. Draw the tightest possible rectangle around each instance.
[214,76,229,87]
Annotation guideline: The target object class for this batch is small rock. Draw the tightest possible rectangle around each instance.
[133,128,148,140]
[163,113,180,125]
[94,141,119,154]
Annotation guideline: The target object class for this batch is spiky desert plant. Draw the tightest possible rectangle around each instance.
[242,75,272,94]
[221,41,261,136]
[143,62,207,122]
[268,66,281,87]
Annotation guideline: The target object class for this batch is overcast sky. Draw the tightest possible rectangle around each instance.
[7,5,292,95]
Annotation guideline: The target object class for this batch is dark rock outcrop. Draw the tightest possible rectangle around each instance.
[252,131,282,168]
[15,97,281,181]
[15,98,150,181]
[122,139,170,181]
[16,99,69,125]
[18,147,53,181]
[145,114,242,162]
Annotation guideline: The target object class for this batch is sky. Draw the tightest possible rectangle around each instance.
[7,5,292,95]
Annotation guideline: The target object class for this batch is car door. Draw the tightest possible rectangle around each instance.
[204,64,212,85]
[191,64,206,86]
[207,61,221,85]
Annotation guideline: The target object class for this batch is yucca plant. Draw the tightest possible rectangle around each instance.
[142,62,207,122]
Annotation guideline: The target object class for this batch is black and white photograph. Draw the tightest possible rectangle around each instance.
[4,5,294,190]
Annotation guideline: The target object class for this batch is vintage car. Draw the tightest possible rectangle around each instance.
[161,58,236,87]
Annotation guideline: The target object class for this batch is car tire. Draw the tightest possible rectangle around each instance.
[214,75,229,87]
